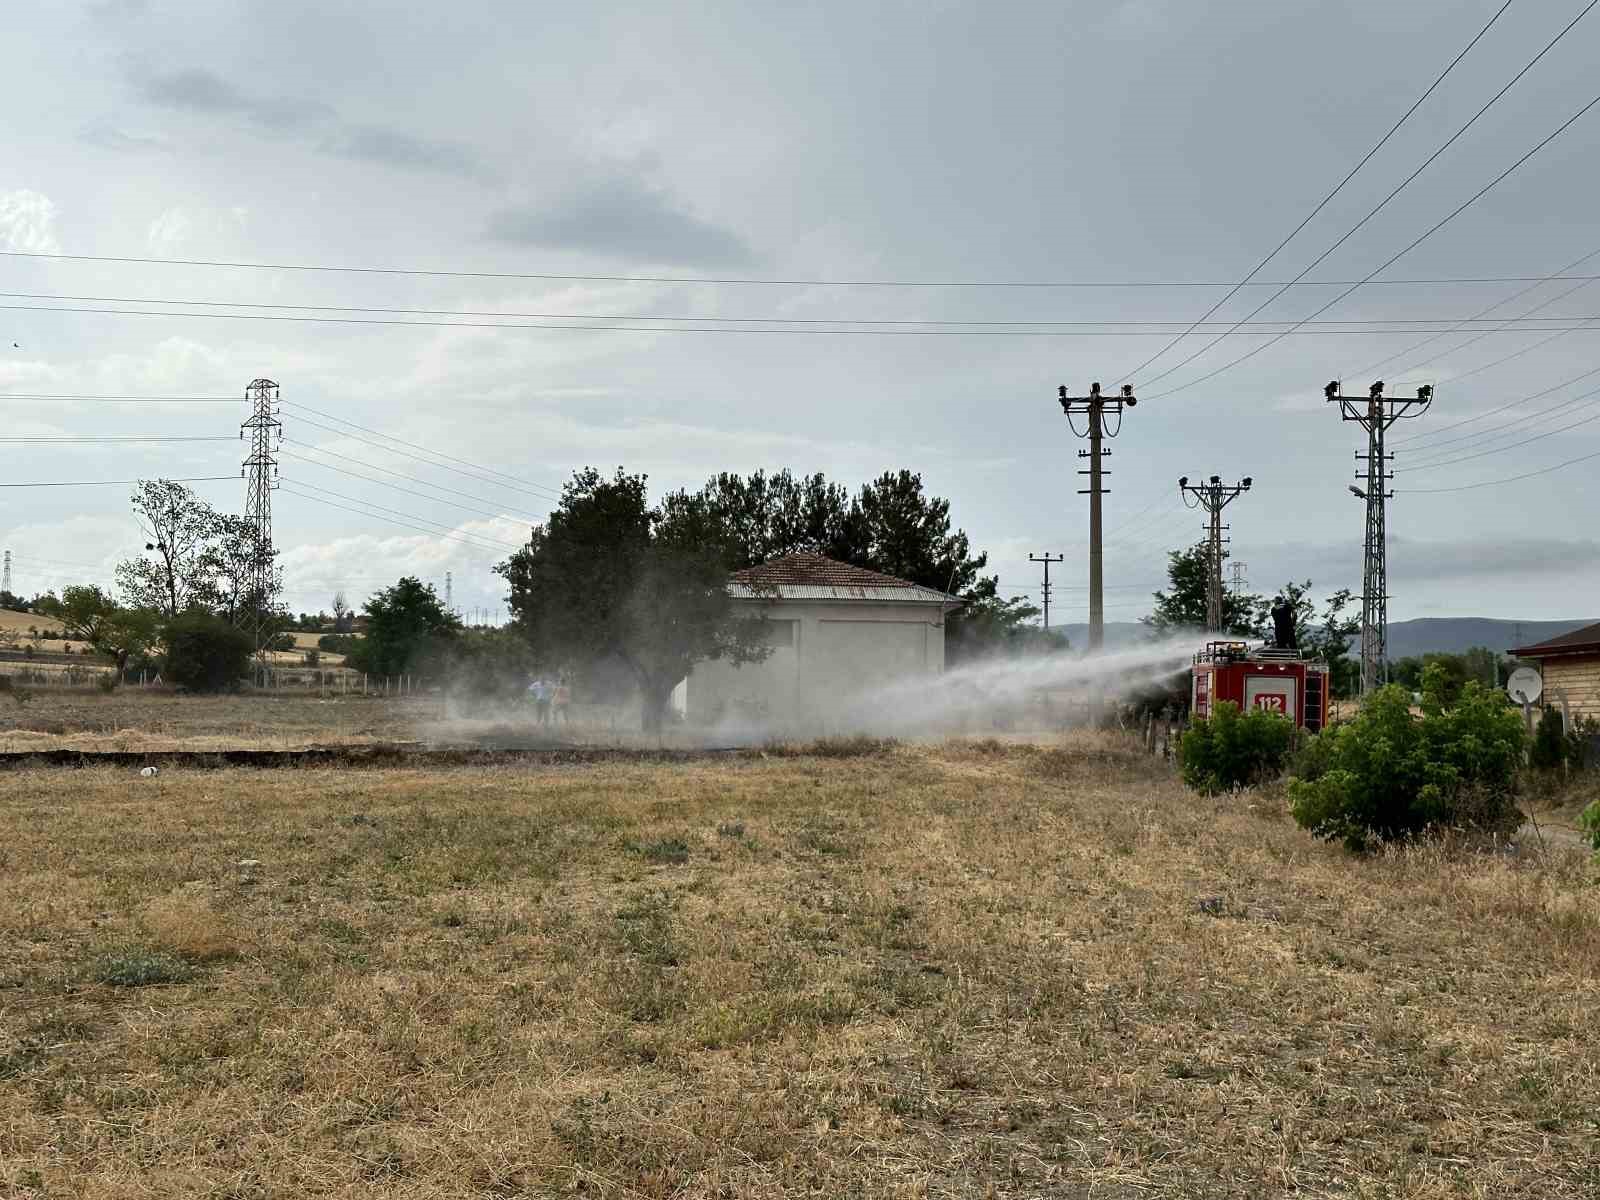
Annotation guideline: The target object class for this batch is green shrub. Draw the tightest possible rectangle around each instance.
[1180,701,1296,795]
[1580,800,1600,853]
[1289,666,1525,851]
[1566,714,1598,772]
[1529,706,1567,771]
[90,946,194,988]
[162,610,254,693]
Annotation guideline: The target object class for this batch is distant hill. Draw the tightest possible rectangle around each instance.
[1383,617,1597,660]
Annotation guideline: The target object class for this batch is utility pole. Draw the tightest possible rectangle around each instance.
[1178,475,1253,632]
[1327,379,1432,696]
[1057,382,1136,652]
[445,571,454,616]
[1,550,10,596]
[1028,552,1064,630]
[240,378,282,654]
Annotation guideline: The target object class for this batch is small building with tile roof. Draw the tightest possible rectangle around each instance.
[686,552,958,729]
[1512,620,1600,723]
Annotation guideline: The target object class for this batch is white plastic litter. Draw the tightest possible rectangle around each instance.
[139,766,160,778]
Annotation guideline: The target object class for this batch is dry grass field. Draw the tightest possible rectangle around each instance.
[0,690,718,753]
[0,607,93,656]
[0,610,67,637]
[0,691,429,752]
[2,736,1597,1197]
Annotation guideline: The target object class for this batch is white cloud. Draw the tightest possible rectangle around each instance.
[146,205,249,252]
[146,206,193,251]
[0,189,62,253]
[275,519,527,615]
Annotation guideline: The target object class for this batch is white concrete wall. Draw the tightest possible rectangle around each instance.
[687,598,946,732]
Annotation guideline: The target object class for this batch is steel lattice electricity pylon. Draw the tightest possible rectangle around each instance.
[1325,379,1432,696]
[1,550,10,595]
[240,378,282,651]
[1178,475,1252,632]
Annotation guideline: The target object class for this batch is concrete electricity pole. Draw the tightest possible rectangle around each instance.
[1056,382,1136,652]
[1,550,10,596]
[1177,475,1252,632]
[1028,552,1063,630]
[1326,379,1433,696]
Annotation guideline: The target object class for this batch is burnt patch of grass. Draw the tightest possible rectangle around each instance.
[766,735,897,759]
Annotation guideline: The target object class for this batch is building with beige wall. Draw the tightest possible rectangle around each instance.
[1513,621,1600,724]
[686,553,955,732]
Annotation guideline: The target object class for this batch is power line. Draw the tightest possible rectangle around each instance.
[7,553,118,569]
[1400,446,1600,492]
[1120,0,1516,382]
[1412,321,1600,395]
[1402,400,1600,472]
[0,393,238,403]
[14,245,1600,290]
[280,446,542,524]
[0,436,235,443]
[1341,246,1600,379]
[0,475,238,488]
[1397,360,1600,447]
[281,402,563,501]
[278,484,513,561]
[1140,2,1600,398]
[18,288,1600,329]
[997,581,1162,592]
[1402,383,1600,461]
[1146,82,1600,401]
[281,479,522,552]
[282,437,546,520]
[0,390,562,503]
[21,299,1600,337]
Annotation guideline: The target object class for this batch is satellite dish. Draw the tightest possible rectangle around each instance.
[1506,666,1543,705]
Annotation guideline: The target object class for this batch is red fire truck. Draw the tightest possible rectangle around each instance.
[1191,641,1328,732]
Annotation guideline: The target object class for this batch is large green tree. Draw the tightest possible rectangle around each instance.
[1144,544,1264,637]
[659,467,1040,663]
[347,577,462,678]
[499,467,775,732]
[53,585,160,674]
[116,479,281,626]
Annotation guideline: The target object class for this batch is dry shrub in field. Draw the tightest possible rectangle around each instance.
[140,889,242,962]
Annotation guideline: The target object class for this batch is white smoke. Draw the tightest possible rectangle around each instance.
[417,633,1213,748]
[833,633,1210,736]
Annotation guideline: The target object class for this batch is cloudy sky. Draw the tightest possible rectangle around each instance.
[2,0,1598,626]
